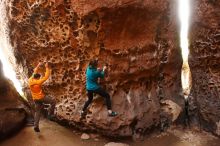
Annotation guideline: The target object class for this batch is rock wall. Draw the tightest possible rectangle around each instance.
[0,61,26,140]
[6,0,183,137]
[189,0,220,136]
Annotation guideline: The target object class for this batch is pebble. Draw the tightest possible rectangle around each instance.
[104,142,129,146]
[94,138,99,141]
[81,133,90,140]
[90,133,100,138]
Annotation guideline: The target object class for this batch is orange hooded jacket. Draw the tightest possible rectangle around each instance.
[28,66,51,100]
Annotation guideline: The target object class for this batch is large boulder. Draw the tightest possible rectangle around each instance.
[189,0,220,136]
[0,62,26,140]
[5,0,184,136]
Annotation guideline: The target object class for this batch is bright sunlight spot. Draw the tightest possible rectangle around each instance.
[0,49,24,97]
[178,0,191,99]
[0,1,25,98]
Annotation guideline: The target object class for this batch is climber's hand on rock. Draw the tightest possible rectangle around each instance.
[45,62,49,68]
[46,62,52,69]
[103,66,107,71]
[34,62,42,72]
[36,62,42,68]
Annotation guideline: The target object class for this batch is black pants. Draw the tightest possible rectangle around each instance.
[34,96,56,128]
[82,88,112,111]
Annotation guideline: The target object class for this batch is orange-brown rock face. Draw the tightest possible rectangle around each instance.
[189,0,220,136]
[7,0,183,136]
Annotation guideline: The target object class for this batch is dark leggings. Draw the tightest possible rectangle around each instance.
[82,88,112,111]
[34,95,56,128]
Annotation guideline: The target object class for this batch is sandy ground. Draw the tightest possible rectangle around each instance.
[0,119,220,146]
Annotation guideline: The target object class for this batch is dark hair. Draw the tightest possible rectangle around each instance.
[33,73,41,79]
[89,59,98,68]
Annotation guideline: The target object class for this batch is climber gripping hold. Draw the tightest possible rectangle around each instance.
[28,62,56,132]
[81,59,118,118]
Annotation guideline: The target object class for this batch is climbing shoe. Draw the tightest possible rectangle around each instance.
[108,111,118,117]
[34,127,40,132]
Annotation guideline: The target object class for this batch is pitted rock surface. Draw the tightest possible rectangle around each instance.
[189,0,220,136]
[4,0,183,136]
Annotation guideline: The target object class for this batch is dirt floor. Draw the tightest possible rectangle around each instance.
[0,119,220,146]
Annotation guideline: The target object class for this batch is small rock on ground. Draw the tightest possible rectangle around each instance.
[104,142,129,146]
[94,138,99,141]
[90,133,100,138]
[81,133,90,140]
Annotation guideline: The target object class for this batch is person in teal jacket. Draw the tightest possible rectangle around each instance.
[81,59,117,117]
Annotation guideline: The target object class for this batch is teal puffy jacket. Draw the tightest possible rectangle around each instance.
[86,66,104,90]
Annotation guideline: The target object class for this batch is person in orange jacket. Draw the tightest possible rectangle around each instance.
[28,62,55,132]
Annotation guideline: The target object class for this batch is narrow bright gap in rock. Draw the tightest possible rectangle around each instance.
[0,50,24,98]
[0,1,25,99]
[178,0,191,99]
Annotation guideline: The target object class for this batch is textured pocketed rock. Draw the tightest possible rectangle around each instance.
[3,0,184,136]
[189,0,220,136]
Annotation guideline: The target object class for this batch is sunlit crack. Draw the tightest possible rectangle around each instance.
[0,0,25,99]
[178,0,192,99]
